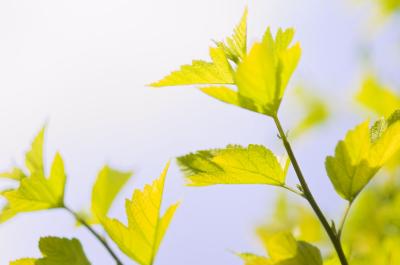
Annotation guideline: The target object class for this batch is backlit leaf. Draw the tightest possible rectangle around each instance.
[100,162,179,265]
[325,109,400,201]
[91,166,132,222]
[25,127,45,177]
[216,8,248,63]
[239,232,322,265]
[357,76,400,117]
[150,47,234,87]
[0,167,26,181]
[177,144,286,186]
[235,28,301,116]
[0,153,66,222]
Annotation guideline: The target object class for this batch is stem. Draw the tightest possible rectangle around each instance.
[63,205,124,265]
[272,114,349,265]
[338,202,352,240]
[282,184,305,197]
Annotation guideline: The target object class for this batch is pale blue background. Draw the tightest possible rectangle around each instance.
[0,0,399,264]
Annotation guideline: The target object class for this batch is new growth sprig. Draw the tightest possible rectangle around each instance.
[1,127,179,265]
[151,8,400,265]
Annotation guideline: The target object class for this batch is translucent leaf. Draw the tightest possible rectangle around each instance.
[100,162,179,265]
[325,109,400,201]
[291,87,330,138]
[91,166,132,222]
[10,259,36,265]
[11,237,91,265]
[356,76,400,117]
[235,28,301,116]
[25,127,45,177]
[150,47,234,87]
[239,232,322,265]
[0,167,26,181]
[239,253,271,265]
[0,153,66,222]
[258,194,325,244]
[216,8,247,63]
[177,144,286,186]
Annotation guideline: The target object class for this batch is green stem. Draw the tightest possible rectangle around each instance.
[272,114,349,265]
[338,202,352,240]
[63,205,124,265]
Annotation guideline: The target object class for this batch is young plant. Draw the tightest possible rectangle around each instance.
[151,8,400,265]
[0,128,178,265]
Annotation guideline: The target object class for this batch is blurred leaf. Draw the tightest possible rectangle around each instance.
[90,166,132,223]
[150,46,234,86]
[25,127,45,177]
[239,253,271,265]
[11,237,91,265]
[100,162,179,265]
[216,8,248,64]
[0,153,66,222]
[325,110,400,201]
[177,144,287,186]
[0,167,26,181]
[357,76,400,117]
[10,259,36,265]
[291,87,329,138]
[239,232,322,265]
[258,194,325,244]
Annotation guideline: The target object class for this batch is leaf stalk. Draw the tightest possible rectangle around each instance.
[63,205,124,265]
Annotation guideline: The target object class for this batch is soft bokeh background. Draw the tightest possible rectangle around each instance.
[0,0,399,264]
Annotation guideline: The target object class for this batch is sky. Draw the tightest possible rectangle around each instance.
[0,0,399,264]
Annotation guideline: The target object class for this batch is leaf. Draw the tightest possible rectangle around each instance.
[11,237,91,265]
[177,144,287,186]
[0,153,66,222]
[235,28,301,116]
[150,46,234,87]
[91,166,132,222]
[0,167,26,181]
[258,194,325,244]
[239,232,322,265]
[216,8,248,63]
[356,76,400,117]
[239,253,271,265]
[36,237,91,265]
[325,109,400,201]
[10,259,36,265]
[100,162,179,265]
[25,127,46,177]
[291,87,330,138]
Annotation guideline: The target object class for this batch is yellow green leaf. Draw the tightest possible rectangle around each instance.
[36,237,91,265]
[11,237,91,265]
[25,127,45,177]
[234,28,301,116]
[100,162,179,265]
[177,144,287,186]
[10,259,36,265]
[291,87,330,138]
[0,153,66,222]
[356,76,400,117]
[150,46,234,87]
[239,232,322,265]
[216,8,248,63]
[239,253,271,265]
[91,166,132,222]
[0,167,26,181]
[325,109,400,201]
